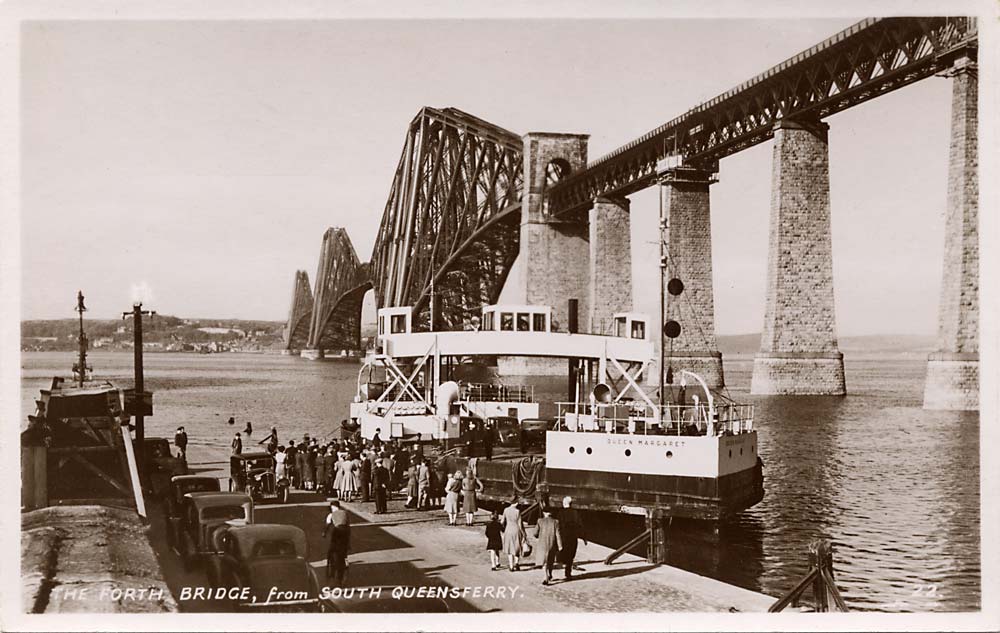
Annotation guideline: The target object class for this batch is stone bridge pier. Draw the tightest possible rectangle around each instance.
[924,55,978,410]
[650,166,725,389]
[515,132,592,333]
[751,119,846,395]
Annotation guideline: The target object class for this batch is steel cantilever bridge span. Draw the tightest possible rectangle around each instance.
[283,16,978,353]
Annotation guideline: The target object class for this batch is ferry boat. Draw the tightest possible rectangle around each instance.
[349,302,764,523]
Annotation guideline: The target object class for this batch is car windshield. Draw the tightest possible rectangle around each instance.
[202,505,246,521]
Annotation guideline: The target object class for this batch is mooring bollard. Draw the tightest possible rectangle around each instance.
[768,538,849,612]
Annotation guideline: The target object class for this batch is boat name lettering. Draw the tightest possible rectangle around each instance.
[606,438,686,447]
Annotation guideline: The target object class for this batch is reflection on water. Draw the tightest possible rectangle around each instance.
[21,352,980,611]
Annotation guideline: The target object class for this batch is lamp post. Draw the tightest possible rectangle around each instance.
[123,302,155,472]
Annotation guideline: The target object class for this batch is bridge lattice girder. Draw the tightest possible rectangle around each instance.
[282,270,313,350]
[307,228,373,350]
[371,107,524,330]
[548,16,978,219]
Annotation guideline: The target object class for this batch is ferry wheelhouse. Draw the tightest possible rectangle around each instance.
[350,303,763,522]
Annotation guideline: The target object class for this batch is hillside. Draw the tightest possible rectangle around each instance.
[21,316,286,352]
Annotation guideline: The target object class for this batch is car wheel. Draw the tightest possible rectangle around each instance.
[280,485,289,504]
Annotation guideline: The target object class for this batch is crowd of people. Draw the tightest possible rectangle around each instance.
[226,419,590,588]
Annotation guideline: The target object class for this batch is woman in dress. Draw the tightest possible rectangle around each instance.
[405,462,419,509]
[273,445,287,480]
[337,454,358,501]
[500,497,527,571]
[462,468,484,526]
[332,449,344,498]
[351,453,363,496]
[444,471,463,525]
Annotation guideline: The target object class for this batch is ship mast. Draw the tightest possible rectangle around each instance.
[73,290,90,387]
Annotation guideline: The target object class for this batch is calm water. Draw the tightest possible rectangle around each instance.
[21,351,980,612]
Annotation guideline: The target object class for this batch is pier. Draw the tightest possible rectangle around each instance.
[147,455,773,613]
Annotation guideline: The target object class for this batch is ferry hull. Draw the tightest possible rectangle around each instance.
[441,454,764,523]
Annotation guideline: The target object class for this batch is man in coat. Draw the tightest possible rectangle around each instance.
[285,440,299,488]
[534,508,563,585]
[557,496,587,580]
[295,442,309,490]
[372,458,391,514]
[360,452,373,503]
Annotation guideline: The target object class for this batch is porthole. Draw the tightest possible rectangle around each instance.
[569,446,575,454]
[625,449,632,457]
[586,447,593,455]
[665,451,673,459]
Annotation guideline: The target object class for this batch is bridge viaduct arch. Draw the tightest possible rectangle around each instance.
[285,17,978,410]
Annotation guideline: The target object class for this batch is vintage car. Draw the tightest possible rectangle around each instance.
[519,418,554,451]
[173,491,254,570]
[229,452,290,503]
[141,437,188,497]
[164,474,222,545]
[486,415,520,446]
[209,524,322,612]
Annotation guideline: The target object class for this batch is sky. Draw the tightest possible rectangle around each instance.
[20,17,956,335]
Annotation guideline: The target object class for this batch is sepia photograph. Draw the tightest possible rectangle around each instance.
[1,1,997,631]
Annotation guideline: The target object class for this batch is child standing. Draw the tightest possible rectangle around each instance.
[485,511,503,570]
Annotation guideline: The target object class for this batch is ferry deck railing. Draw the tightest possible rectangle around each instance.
[554,401,754,437]
[362,381,534,415]
[462,383,534,403]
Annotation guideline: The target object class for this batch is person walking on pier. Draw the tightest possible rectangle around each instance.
[557,496,587,580]
[322,500,351,587]
[462,468,484,526]
[231,432,242,455]
[372,458,391,514]
[485,511,503,571]
[444,472,463,525]
[500,497,527,571]
[174,426,188,461]
[372,428,383,452]
[534,508,563,585]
